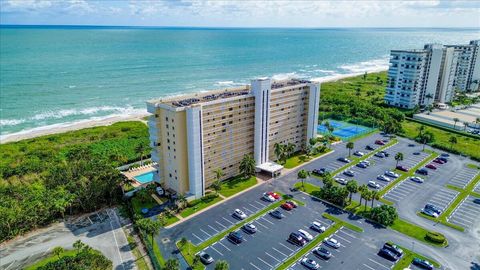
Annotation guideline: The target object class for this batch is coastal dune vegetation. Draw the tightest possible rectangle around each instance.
[0,121,149,242]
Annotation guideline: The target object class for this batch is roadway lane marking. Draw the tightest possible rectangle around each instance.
[191,233,203,242]
[200,228,211,237]
[208,225,219,233]
[210,246,223,256]
[215,221,227,229]
[272,247,288,257]
[249,262,262,270]
[222,217,234,225]
[257,257,273,268]
[218,241,231,251]
[265,252,280,262]
[368,258,390,269]
[279,242,294,252]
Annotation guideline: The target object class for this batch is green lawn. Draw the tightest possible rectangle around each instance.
[218,176,258,197]
[126,234,149,270]
[146,234,165,267]
[284,148,332,169]
[131,195,158,215]
[401,120,480,160]
[390,219,447,247]
[179,196,223,218]
[294,181,321,194]
[391,243,441,270]
[24,249,77,270]
[164,213,180,226]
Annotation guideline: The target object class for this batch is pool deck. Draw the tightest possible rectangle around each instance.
[122,164,156,187]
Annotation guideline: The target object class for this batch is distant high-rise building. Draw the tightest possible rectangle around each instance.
[385,40,480,109]
[146,78,320,199]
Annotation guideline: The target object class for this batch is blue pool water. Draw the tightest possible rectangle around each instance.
[318,120,374,140]
[134,171,155,184]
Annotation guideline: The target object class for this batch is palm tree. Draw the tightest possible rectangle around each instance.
[135,143,149,166]
[136,218,163,246]
[361,189,371,211]
[463,122,469,131]
[449,136,457,150]
[394,152,404,167]
[371,190,380,208]
[419,131,434,151]
[52,246,64,259]
[164,258,180,270]
[358,184,367,206]
[346,180,358,203]
[274,143,286,163]
[346,141,354,157]
[453,118,460,130]
[239,154,256,178]
[178,237,189,254]
[214,168,224,182]
[298,169,310,190]
[425,93,434,105]
[215,260,230,270]
[286,143,296,158]
[176,194,187,210]
[73,240,85,254]
[210,180,222,194]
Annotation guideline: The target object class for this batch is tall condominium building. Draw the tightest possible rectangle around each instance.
[446,40,480,92]
[385,44,458,109]
[146,78,320,199]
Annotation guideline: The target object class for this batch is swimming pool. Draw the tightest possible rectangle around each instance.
[134,171,155,184]
[318,119,374,141]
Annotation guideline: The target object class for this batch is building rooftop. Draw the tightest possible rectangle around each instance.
[147,78,312,109]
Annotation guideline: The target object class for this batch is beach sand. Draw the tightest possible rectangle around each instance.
[0,69,386,144]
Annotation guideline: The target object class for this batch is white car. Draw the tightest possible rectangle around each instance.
[385,171,399,178]
[298,229,313,241]
[233,209,247,219]
[410,176,424,183]
[323,237,341,248]
[354,151,365,157]
[310,221,326,233]
[377,175,391,182]
[368,181,380,189]
[262,193,275,202]
[343,170,355,177]
[335,177,348,185]
[301,258,320,269]
[360,160,371,166]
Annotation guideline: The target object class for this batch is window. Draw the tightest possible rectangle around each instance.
[166,117,169,122]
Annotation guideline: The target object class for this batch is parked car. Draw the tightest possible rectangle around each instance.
[426,164,437,170]
[310,221,326,233]
[338,157,351,163]
[262,192,276,202]
[377,175,391,182]
[267,191,280,199]
[383,242,403,257]
[343,170,355,177]
[385,171,399,178]
[281,202,294,211]
[298,229,314,241]
[412,258,434,270]
[313,247,332,259]
[474,198,480,204]
[365,145,375,150]
[288,232,306,246]
[361,160,371,166]
[413,152,421,155]
[425,204,442,215]
[335,177,348,185]
[323,237,341,248]
[410,176,424,183]
[433,158,445,164]
[438,157,448,163]
[375,140,385,145]
[440,153,450,157]
[270,209,285,219]
[242,223,257,234]
[368,181,380,189]
[408,143,416,147]
[356,162,368,168]
[313,168,328,175]
[416,168,429,175]
[233,209,247,219]
[378,248,398,262]
[301,258,320,270]
[396,165,409,172]
[227,231,244,244]
[380,150,390,157]
[198,251,214,265]
[375,152,386,158]
[286,200,298,208]
[422,208,439,218]
[354,151,365,157]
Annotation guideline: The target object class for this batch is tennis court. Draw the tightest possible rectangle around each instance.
[318,119,375,140]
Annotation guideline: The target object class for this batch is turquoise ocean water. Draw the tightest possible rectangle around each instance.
[1,26,479,137]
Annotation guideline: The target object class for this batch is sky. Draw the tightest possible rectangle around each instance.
[0,0,479,28]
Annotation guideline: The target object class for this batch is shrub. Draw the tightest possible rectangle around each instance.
[426,231,446,244]
[187,199,201,208]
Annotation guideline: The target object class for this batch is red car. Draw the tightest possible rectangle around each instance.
[433,158,445,164]
[396,165,409,172]
[375,140,385,145]
[267,191,280,200]
[426,164,437,170]
[281,202,294,210]
[286,200,298,208]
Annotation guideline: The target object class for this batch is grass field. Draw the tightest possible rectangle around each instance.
[390,219,447,247]
[284,148,332,169]
[179,196,223,218]
[219,176,258,197]
[24,249,77,270]
[401,120,480,160]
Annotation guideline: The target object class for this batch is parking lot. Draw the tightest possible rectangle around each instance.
[448,167,479,189]
[288,226,397,270]
[383,177,424,203]
[202,205,333,270]
[424,187,459,213]
[448,195,480,230]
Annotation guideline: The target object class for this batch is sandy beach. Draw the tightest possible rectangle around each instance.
[0,69,387,144]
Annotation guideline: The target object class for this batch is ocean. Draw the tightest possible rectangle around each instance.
[1,26,479,138]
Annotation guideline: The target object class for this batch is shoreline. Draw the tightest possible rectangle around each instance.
[0,69,387,144]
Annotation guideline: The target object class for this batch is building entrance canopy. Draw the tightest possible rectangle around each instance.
[256,161,284,177]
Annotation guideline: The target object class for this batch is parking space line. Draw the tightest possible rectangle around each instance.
[333,234,351,243]
[218,241,231,251]
[249,203,261,210]
[255,201,267,208]
[279,242,294,252]
[273,247,288,257]
[368,258,390,269]
[257,257,273,268]
[200,228,211,237]
[337,229,357,239]
[222,217,234,225]
[191,233,203,242]
[249,262,262,270]
[208,225,219,233]
[362,263,375,270]
[260,217,274,225]
[215,221,227,229]
[265,252,281,262]
[255,220,270,229]
[210,246,223,256]
[242,207,255,214]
